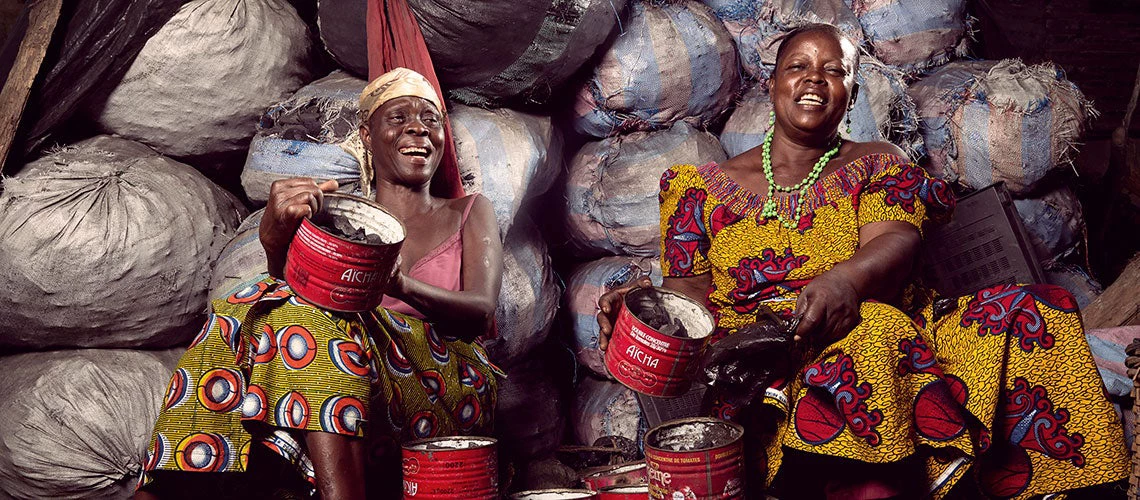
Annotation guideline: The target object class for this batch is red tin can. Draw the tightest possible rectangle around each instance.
[580,461,646,491]
[401,436,498,499]
[604,287,714,397]
[644,418,745,500]
[509,490,599,499]
[598,484,649,499]
[285,193,404,313]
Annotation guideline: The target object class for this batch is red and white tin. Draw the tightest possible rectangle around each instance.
[598,484,649,499]
[580,461,647,491]
[509,489,599,499]
[644,417,745,500]
[604,287,714,397]
[285,193,404,313]
[400,436,497,499]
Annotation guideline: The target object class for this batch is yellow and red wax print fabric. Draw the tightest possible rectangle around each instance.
[658,154,1129,498]
[139,278,497,492]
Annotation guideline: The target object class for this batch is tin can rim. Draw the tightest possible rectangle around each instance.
[644,417,744,452]
[582,461,646,479]
[622,286,714,340]
[402,435,498,451]
[307,192,407,246]
[508,489,599,499]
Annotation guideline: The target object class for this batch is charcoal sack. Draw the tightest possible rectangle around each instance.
[565,256,662,378]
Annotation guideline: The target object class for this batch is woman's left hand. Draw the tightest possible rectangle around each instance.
[793,269,861,346]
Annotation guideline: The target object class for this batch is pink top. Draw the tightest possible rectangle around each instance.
[379,195,478,319]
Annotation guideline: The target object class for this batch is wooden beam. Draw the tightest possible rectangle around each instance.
[0,0,62,173]
[1083,254,1140,330]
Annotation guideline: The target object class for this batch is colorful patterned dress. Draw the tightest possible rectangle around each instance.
[138,278,498,495]
[658,154,1129,498]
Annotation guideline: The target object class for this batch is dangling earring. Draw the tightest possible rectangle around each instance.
[845,112,852,136]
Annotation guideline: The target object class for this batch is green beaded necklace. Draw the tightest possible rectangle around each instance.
[759,111,843,228]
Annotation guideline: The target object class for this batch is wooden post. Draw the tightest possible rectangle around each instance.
[0,0,62,173]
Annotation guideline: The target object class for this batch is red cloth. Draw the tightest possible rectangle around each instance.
[366,0,463,199]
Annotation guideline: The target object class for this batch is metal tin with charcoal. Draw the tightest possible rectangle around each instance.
[401,436,498,499]
[644,417,744,500]
[508,490,599,500]
[285,193,405,312]
[598,484,649,499]
[605,286,714,397]
[580,461,647,491]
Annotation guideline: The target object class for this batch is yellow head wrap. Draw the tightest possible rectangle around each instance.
[343,67,443,197]
[358,67,442,123]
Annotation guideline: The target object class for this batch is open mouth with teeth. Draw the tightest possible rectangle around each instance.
[796,93,826,106]
[398,146,432,158]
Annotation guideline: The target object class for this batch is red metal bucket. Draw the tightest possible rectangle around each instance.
[604,287,714,397]
[598,484,649,499]
[285,193,404,312]
[580,461,646,491]
[401,436,498,499]
[644,417,745,500]
[509,490,599,499]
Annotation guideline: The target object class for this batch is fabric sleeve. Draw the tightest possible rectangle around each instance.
[240,298,373,439]
[659,164,712,277]
[856,158,955,233]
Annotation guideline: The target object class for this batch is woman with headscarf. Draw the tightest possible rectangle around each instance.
[135,67,502,499]
[598,23,1128,499]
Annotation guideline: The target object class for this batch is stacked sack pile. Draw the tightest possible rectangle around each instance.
[0,0,1117,496]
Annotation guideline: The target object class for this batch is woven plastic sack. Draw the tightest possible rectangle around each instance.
[845,0,970,73]
[702,0,864,80]
[91,0,312,158]
[566,122,727,258]
[1045,264,1101,310]
[242,71,368,204]
[452,104,564,237]
[565,256,662,378]
[572,0,739,138]
[208,210,269,302]
[0,136,246,350]
[719,57,922,158]
[571,376,646,449]
[0,349,183,500]
[1013,187,1084,267]
[483,216,561,368]
[908,59,1094,195]
[496,356,567,460]
[317,0,629,106]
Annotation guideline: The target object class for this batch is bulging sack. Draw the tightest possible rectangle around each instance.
[0,349,183,500]
[208,210,269,302]
[92,0,312,158]
[571,376,646,451]
[909,59,1094,194]
[572,0,739,138]
[452,104,563,237]
[0,136,246,350]
[565,122,727,258]
[1013,187,1084,267]
[318,0,628,106]
[847,0,970,73]
[484,216,561,368]
[242,71,369,204]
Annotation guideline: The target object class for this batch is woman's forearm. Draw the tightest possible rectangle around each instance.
[829,224,921,303]
[389,275,496,338]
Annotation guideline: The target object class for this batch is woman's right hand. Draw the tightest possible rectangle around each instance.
[261,178,339,278]
[596,276,653,352]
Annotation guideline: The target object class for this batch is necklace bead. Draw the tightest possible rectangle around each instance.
[760,130,841,228]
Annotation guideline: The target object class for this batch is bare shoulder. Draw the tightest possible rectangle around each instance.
[844,141,910,162]
[456,194,499,235]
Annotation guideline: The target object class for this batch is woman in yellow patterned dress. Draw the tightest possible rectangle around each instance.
[599,24,1128,499]
[136,68,502,499]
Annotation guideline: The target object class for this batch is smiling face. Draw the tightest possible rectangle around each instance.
[768,26,859,142]
[360,95,446,189]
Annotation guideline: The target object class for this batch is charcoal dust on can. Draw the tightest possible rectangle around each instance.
[509,489,600,499]
[285,193,405,312]
[598,484,649,499]
[580,461,647,491]
[401,436,498,499]
[644,417,745,499]
[604,286,714,397]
